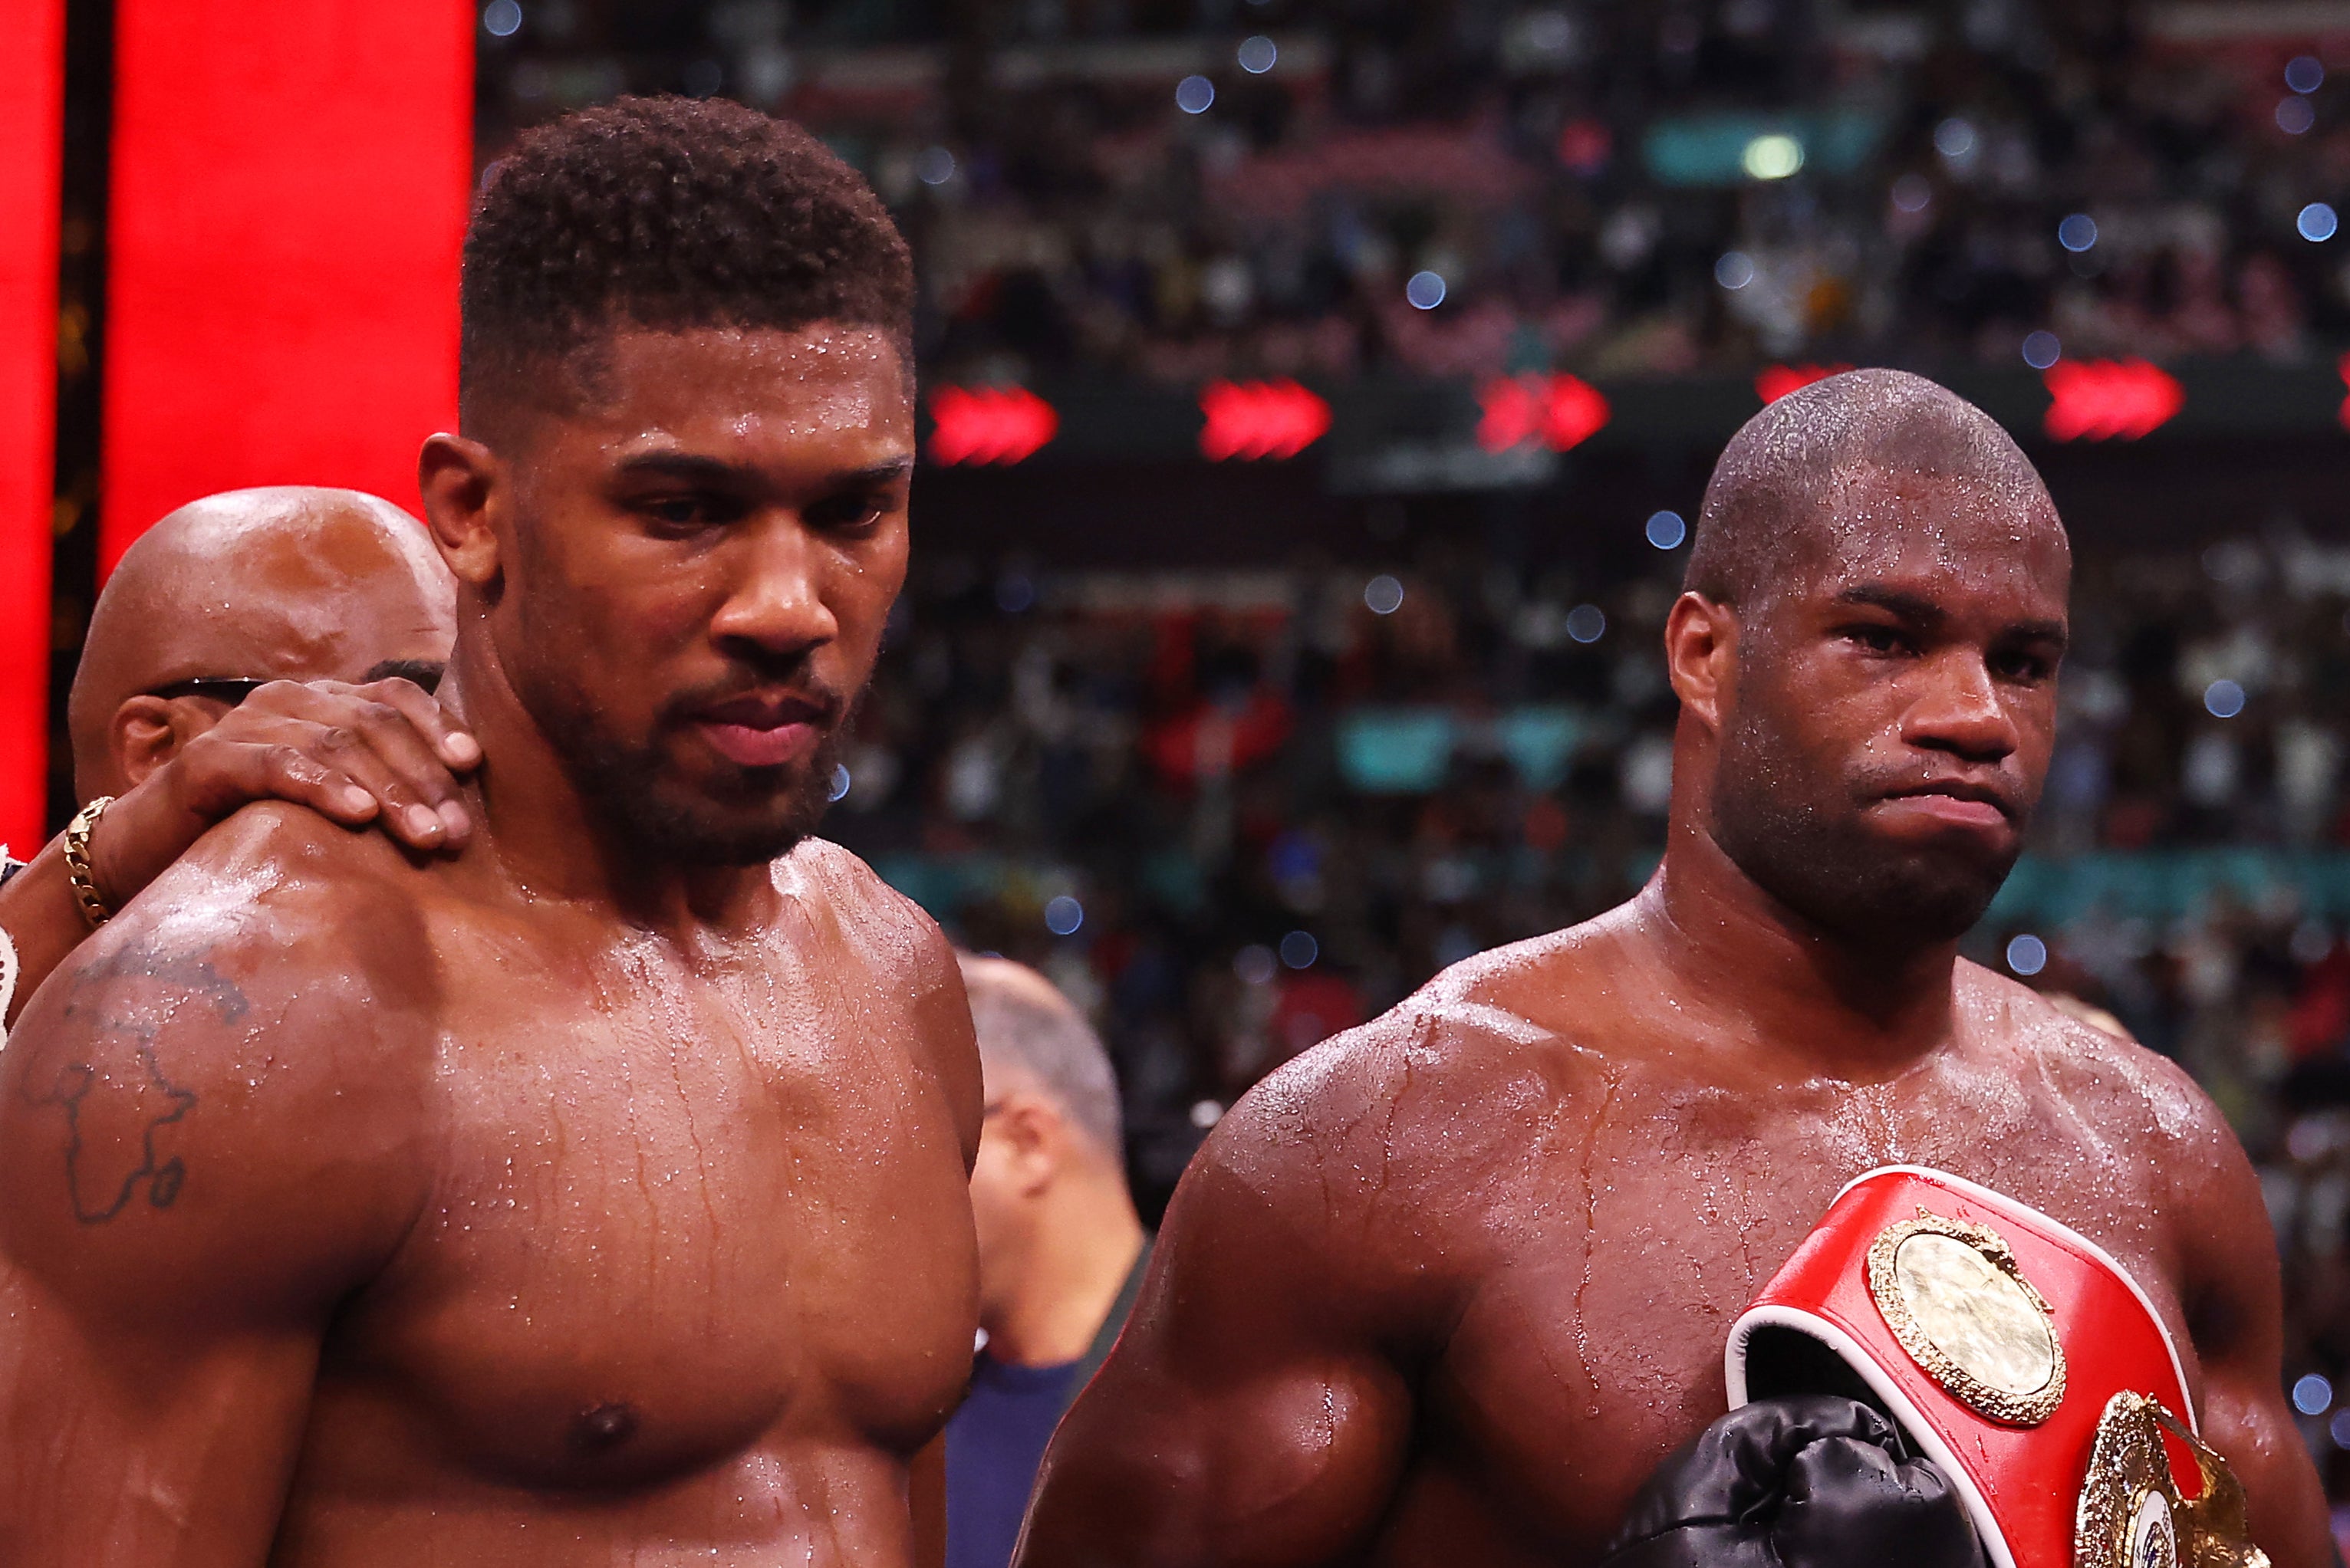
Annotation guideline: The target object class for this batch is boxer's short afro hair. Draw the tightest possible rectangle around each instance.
[459,95,913,430]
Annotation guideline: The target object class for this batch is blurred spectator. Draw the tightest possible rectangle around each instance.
[947,955,1150,1568]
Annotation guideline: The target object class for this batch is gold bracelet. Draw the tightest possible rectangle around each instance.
[62,795,117,931]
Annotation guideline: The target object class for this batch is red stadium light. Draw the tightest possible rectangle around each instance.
[1199,379,1330,461]
[929,386,1058,465]
[2042,359,2183,442]
[1756,363,1855,403]
[2336,350,2350,433]
[1476,373,1610,453]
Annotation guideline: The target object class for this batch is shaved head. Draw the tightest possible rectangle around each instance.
[68,488,457,800]
[1667,370,2070,952]
[958,954,1124,1158]
[1687,369,2055,609]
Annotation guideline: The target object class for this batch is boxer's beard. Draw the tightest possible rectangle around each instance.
[532,680,850,869]
[1709,703,2026,952]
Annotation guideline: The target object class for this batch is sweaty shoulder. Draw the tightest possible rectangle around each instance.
[775,836,979,1157]
[1196,928,1621,1301]
[0,801,437,1313]
[1957,958,2228,1165]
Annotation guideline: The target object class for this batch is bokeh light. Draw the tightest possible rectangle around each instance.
[1176,74,1215,113]
[1279,930,1318,969]
[2006,934,2049,976]
[915,146,956,186]
[1645,510,1687,550]
[1364,574,1405,615]
[2204,679,2246,718]
[1044,894,1085,936]
[1405,270,1447,309]
[1715,251,1755,289]
[2021,330,2062,370]
[2057,213,2098,252]
[2278,95,2316,135]
[1741,133,1803,181]
[1565,604,1607,643]
[2288,55,2326,94]
[2295,1373,2334,1415]
[483,0,522,36]
[1238,35,1277,74]
[2300,202,2338,242]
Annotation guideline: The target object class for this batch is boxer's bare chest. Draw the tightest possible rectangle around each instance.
[301,889,976,1499]
[1381,1024,2190,1562]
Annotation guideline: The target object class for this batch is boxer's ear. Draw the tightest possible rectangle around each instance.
[418,433,505,591]
[110,696,185,788]
[1664,590,1736,728]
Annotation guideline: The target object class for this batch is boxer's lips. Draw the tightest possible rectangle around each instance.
[1875,782,2015,833]
[690,695,830,768]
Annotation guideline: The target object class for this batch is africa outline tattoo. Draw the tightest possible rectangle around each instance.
[25,951,244,1224]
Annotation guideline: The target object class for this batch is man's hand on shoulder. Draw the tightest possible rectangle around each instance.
[89,675,479,911]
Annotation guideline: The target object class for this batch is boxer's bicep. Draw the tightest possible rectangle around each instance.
[1019,1142,1415,1568]
[0,899,425,1563]
[2177,1114,2333,1568]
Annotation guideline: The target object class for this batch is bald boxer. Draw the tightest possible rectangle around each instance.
[0,487,474,1028]
[1016,371,2333,1568]
[0,97,975,1565]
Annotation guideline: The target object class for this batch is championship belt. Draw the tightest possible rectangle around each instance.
[1723,1165,2268,1568]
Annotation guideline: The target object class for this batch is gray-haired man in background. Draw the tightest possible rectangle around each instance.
[948,955,1150,1568]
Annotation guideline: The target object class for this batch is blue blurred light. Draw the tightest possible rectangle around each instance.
[1279,931,1318,969]
[2022,330,2062,370]
[2300,202,2338,242]
[2006,934,2049,977]
[1933,117,1976,160]
[915,146,956,186]
[1176,74,1216,113]
[1238,35,1277,74]
[2058,213,2098,252]
[996,571,1035,613]
[483,0,522,35]
[1646,510,1688,550]
[1044,895,1085,936]
[1406,270,1447,309]
[2294,1373,2334,1415]
[2279,95,2317,134]
[2332,1409,2350,1449]
[1364,574,1404,615]
[2205,679,2246,718]
[2288,55,2326,94]
[1565,604,1607,644]
[1715,251,1755,289]
[828,764,851,803]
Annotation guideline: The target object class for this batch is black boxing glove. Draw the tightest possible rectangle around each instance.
[1600,1395,1988,1568]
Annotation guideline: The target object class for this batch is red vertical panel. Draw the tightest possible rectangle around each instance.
[0,0,63,856]
[101,0,472,575]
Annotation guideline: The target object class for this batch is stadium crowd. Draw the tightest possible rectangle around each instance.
[482,0,2350,384]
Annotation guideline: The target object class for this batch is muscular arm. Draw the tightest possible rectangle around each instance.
[1016,1044,1436,1568]
[0,810,430,1565]
[2167,1098,2334,1568]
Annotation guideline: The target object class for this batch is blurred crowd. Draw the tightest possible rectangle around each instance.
[482,0,2350,385]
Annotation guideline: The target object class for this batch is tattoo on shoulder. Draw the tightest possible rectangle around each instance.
[19,944,246,1224]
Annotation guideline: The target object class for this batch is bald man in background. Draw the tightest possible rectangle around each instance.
[1,487,478,1027]
[952,955,1147,1568]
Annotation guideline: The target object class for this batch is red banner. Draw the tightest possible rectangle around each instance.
[100,0,472,575]
[0,0,63,856]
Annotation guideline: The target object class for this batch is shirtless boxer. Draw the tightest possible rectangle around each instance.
[0,96,977,1566]
[1,486,474,1028]
[1017,370,2333,1568]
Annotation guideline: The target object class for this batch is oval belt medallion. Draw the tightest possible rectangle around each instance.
[2076,1392,2270,1568]
[1865,1209,2066,1425]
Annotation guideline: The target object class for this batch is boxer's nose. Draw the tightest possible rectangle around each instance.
[1902,649,2019,764]
[709,510,841,660]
